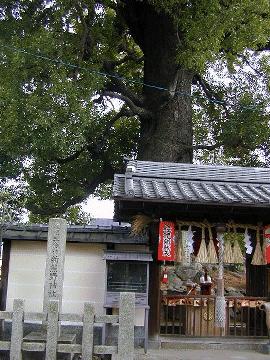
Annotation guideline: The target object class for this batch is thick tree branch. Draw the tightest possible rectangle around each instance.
[256,42,270,51]
[193,143,221,150]
[105,53,144,68]
[194,74,229,117]
[27,161,115,215]
[170,141,222,151]
[74,1,95,61]
[103,61,143,107]
[116,0,145,48]
[99,8,144,108]
[54,147,87,165]
[103,90,153,119]
[117,39,144,64]
[176,141,222,151]
[53,107,132,165]
[86,107,135,155]
[237,54,264,76]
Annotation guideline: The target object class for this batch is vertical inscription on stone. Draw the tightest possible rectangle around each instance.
[43,218,67,314]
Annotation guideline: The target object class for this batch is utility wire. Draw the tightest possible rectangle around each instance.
[0,43,264,111]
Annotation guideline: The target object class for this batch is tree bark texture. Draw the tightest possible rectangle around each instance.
[121,1,193,163]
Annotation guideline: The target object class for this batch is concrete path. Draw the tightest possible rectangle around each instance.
[134,349,270,360]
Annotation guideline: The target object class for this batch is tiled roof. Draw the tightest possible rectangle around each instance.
[113,160,270,207]
[4,218,131,233]
[2,219,148,244]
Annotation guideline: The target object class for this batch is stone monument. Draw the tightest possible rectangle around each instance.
[43,218,67,314]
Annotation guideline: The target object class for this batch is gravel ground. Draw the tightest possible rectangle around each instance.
[134,348,270,360]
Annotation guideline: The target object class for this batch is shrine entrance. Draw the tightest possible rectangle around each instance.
[160,293,267,337]
[113,160,270,341]
[158,224,268,338]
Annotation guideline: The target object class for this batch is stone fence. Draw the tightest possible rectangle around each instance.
[0,292,135,360]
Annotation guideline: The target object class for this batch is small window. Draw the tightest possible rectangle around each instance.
[107,261,147,293]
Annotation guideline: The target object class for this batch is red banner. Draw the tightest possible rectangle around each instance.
[158,221,175,261]
[264,225,270,264]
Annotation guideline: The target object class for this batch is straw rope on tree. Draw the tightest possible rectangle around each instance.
[131,214,152,236]
[251,228,264,265]
[207,226,218,264]
[196,226,208,263]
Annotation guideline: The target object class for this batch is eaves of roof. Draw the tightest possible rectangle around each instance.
[113,161,270,208]
[2,222,148,244]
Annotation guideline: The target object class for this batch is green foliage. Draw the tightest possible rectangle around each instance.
[0,181,27,224]
[0,0,270,215]
[93,181,113,200]
[192,51,270,167]
[0,0,140,213]
[224,231,245,254]
[150,0,270,71]
[29,204,92,225]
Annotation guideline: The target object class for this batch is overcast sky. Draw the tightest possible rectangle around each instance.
[82,196,114,219]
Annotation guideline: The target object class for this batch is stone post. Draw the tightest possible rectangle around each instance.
[10,299,24,360]
[45,300,59,360]
[43,218,67,315]
[82,302,94,360]
[117,292,135,360]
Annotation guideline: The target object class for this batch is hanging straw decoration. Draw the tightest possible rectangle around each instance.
[231,226,244,264]
[232,240,244,264]
[130,214,152,236]
[251,228,264,265]
[196,226,208,263]
[175,227,183,263]
[262,237,267,265]
[224,227,233,264]
[244,228,252,255]
[207,226,218,264]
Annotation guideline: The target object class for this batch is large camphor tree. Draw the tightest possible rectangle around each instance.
[0,0,270,215]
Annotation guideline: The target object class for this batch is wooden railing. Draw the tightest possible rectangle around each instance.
[0,292,135,360]
[160,293,268,337]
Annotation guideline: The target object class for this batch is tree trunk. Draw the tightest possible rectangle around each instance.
[139,69,193,163]
[122,0,194,163]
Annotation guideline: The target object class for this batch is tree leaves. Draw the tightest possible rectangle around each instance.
[150,0,270,70]
[0,0,270,215]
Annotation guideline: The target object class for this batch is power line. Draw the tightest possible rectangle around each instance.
[0,43,264,111]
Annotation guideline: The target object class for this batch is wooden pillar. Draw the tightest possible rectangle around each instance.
[148,223,160,338]
[215,224,226,332]
[217,232,224,297]
[0,240,11,310]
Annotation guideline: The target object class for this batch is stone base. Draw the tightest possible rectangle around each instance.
[106,325,145,348]
[261,343,270,354]
[148,339,161,350]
